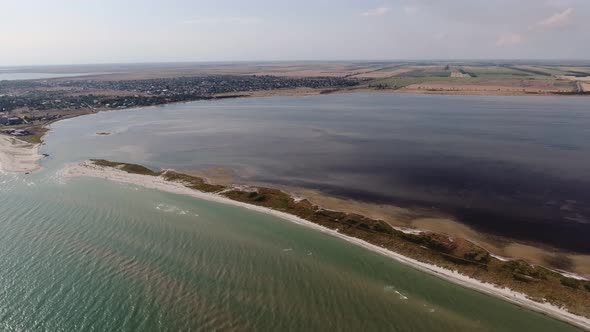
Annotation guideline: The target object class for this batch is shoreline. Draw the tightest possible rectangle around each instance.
[0,135,42,173]
[58,161,590,331]
[252,184,590,277]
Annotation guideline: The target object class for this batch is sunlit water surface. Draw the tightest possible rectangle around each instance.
[0,94,585,331]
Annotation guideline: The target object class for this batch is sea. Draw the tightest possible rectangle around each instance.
[0,93,586,331]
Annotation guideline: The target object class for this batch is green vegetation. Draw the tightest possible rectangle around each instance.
[503,66,551,76]
[373,64,405,72]
[91,159,159,176]
[400,70,452,78]
[369,77,426,89]
[88,159,590,319]
[367,65,559,90]
[91,160,227,192]
[564,70,590,77]
[561,277,582,289]
[542,66,590,76]
[504,260,550,280]
[20,134,43,144]
[461,66,534,77]
[458,68,476,77]
[162,171,225,193]
[369,76,471,89]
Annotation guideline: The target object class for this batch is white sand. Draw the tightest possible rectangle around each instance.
[58,161,590,331]
[0,135,42,173]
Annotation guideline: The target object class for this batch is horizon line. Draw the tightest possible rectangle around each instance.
[2,58,590,69]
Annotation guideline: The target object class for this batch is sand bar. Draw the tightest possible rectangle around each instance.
[0,135,42,173]
[58,161,590,331]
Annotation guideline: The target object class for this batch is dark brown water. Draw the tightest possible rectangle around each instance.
[47,93,590,252]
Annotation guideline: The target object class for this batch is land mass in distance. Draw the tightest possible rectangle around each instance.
[2,60,590,142]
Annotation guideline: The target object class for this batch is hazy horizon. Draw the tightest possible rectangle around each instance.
[3,59,590,70]
[1,0,588,66]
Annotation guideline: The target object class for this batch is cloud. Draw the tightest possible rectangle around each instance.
[495,33,524,46]
[493,7,574,48]
[361,6,392,17]
[183,17,260,25]
[537,8,574,28]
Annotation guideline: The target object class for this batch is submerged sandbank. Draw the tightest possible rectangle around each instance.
[58,161,590,331]
[0,135,42,173]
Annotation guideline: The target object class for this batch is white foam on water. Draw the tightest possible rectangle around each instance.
[155,203,190,216]
[395,290,409,300]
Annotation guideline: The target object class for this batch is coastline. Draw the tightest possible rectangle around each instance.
[0,135,42,173]
[248,183,590,278]
[58,161,590,331]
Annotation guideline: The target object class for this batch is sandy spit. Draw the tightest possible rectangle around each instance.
[0,135,42,173]
[58,161,590,331]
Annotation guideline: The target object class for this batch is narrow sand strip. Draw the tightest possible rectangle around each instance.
[0,135,42,173]
[58,161,590,331]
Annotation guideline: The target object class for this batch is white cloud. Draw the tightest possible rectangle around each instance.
[183,17,260,25]
[361,6,392,17]
[538,8,574,28]
[495,33,524,46]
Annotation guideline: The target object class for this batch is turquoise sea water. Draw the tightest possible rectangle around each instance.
[0,94,584,331]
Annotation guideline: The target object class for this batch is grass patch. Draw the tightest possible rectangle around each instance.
[399,70,452,78]
[369,76,477,89]
[561,277,582,289]
[564,71,590,77]
[458,69,476,77]
[91,159,160,176]
[20,134,43,144]
[369,77,427,89]
[461,66,534,78]
[503,66,551,77]
[543,67,590,77]
[161,171,225,193]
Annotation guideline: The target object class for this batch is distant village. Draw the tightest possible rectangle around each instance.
[0,75,361,138]
[0,75,360,113]
[0,112,62,137]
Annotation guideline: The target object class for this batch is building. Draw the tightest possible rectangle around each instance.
[2,128,31,136]
[0,116,24,126]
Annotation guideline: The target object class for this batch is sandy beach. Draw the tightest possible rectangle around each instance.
[58,161,590,331]
[0,135,42,173]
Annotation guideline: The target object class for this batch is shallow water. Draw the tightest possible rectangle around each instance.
[0,172,582,331]
[46,93,590,252]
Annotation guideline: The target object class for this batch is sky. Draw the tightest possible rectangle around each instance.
[0,0,588,65]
